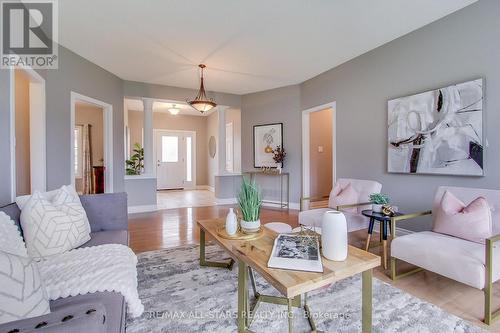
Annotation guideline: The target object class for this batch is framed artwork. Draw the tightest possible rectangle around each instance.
[388,78,484,176]
[253,123,283,168]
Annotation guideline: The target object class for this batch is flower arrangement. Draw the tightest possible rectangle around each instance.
[272,146,286,165]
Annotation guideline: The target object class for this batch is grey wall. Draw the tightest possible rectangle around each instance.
[241,85,301,203]
[242,0,499,230]
[0,45,125,205]
[44,46,125,193]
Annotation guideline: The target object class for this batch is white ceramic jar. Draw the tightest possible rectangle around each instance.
[225,208,238,235]
[321,211,348,261]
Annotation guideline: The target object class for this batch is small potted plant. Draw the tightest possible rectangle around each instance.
[369,193,390,213]
[238,177,262,233]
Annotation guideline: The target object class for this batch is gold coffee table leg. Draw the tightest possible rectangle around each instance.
[362,269,373,333]
[199,229,234,269]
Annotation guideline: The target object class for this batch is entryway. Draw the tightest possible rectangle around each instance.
[302,102,336,207]
[154,130,196,190]
[70,92,114,193]
[10,67,46,200]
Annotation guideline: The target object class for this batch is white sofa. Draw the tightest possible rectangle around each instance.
[390,186,500,324]
[299,178,382,232]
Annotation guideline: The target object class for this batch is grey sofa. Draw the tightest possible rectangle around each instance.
[0,192,130,333]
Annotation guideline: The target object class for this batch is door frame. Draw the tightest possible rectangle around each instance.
[301,101,336,198]
[153,129,197,190]
[70,92,114,193]
[9,67,47,201]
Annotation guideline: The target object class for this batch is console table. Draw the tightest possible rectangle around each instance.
[243,171,289,209]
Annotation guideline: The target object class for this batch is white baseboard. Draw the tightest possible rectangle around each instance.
[196,185,214,192]
[215,197,238,205]
[128,204,158,214]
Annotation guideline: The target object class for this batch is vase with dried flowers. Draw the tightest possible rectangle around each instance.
[272,146,286,173]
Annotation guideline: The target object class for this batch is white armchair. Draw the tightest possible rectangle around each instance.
[390,186,500,325]
[299,178,382,232]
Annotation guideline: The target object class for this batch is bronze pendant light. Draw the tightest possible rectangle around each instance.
[187,64,217,113]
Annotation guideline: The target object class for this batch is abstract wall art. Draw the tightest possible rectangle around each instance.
[253,123,283,168]
[388,79,483,176]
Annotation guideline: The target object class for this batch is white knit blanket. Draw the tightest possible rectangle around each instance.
[37,244,144,317]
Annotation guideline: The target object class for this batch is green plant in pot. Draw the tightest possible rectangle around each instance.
[369,193,390,213]
[126,143,144,175]
[238,177,262,233]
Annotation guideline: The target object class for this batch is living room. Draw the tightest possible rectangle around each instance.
[0,0,499,332]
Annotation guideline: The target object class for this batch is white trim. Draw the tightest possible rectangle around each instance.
[128,204,159,214]
[215,197,238,205]
[153,129,197,190]
[301,101,336,198]
[9,68,15,201]
[124,174,156,180]
[9,67,47,201]
[70,92,114,193]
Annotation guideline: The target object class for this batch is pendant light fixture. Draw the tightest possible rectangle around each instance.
[168,104,180,115]
[187,64,217,113]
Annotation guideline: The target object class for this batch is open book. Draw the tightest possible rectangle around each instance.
[267,234,323,273]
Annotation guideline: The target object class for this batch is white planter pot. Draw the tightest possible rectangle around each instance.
[240,219,261,233]
[372,204,383,213]
[321,211,348,261]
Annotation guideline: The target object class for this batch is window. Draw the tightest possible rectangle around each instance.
[161,136,178,162]
[186,136,192,182]
[74,125,83,178]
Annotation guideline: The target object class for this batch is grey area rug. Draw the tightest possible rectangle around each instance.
[126,244,485,333]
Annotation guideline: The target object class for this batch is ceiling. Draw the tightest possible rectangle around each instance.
[125,99,217,117]
[59,0,477,95]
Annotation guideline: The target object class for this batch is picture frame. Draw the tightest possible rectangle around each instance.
[253,123,283,168]
[387,78,484,176]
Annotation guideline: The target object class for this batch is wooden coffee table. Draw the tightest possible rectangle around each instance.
[197,218,380,333]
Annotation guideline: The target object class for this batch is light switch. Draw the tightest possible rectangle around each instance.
[318,146,323,153]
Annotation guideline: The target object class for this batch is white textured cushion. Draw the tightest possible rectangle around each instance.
[0,212,28,257]
[0,251,50,324]
[299,208,369,232]
[19,186,91,258]
[391,231,500,289]
[16,188,60,210]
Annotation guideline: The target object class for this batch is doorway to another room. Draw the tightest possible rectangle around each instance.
[70,92,113,194]
[302,103,336,209]
[10,68,46,200]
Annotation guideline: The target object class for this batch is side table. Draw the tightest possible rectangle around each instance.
[361,209,403,269]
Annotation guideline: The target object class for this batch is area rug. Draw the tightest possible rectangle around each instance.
[126,244,485,333]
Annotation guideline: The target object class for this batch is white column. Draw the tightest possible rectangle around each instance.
[217,106,229,175]
[142,98,154,175]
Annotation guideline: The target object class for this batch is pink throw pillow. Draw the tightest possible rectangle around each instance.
[329,183,359,213]
[433,190,492,244]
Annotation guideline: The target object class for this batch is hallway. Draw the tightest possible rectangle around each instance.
[156,189,217,210]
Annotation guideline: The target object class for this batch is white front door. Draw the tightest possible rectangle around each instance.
[155,130,195,190]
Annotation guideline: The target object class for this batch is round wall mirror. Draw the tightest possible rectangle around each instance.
[208,136,216,158]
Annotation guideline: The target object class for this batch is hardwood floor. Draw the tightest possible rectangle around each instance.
[129,205,499,332]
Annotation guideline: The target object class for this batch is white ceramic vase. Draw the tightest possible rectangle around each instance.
[321,211,348,261]
[372,204,383,213]
[240,219,261,233]
[225,208,238,235]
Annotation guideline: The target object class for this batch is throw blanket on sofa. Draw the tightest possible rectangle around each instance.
[37,244,144,317]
